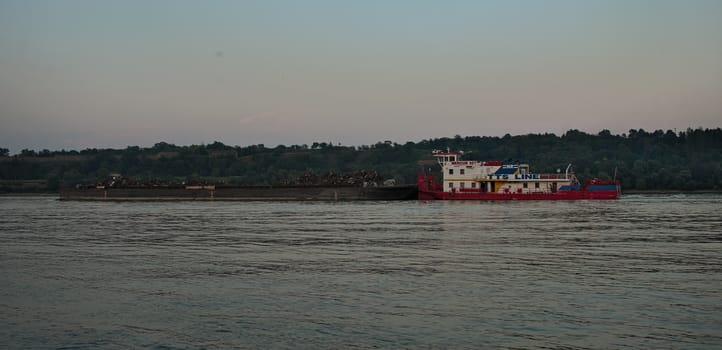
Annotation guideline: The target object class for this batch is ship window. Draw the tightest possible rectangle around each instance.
[471,182,476,188]
[523,182,528,189]
[449,169,454,175]
[535,182,540,188]
[460,169,465,175]
[460,182,465,188]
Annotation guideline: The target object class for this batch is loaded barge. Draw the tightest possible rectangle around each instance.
[60,184,418,201]
[418,150,620,200]
[60,185,418,201]
[60,171,418,201]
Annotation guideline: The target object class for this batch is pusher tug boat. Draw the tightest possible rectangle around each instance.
[418,150,620,200]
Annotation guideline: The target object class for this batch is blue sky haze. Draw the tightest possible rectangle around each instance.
[1,0,720,152]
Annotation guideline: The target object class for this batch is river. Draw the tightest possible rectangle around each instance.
[1,195,721,349]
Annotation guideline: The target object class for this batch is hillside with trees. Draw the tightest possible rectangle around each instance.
[1,128,720,192]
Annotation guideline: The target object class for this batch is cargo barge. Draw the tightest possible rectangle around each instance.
[418,150,620,200]
[60,184,418,201]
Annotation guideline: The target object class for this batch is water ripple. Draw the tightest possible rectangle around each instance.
[1,195,721,349]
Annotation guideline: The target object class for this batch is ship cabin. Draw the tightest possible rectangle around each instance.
[431,150,577,194]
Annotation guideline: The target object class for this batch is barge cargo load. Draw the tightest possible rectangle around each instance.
[60,184,418,201]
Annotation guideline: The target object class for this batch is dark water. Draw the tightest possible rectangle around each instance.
[1,195,721,349]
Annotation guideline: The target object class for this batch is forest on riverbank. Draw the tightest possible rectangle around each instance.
[1,128,720,192]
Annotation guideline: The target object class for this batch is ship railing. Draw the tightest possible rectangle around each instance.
[537,174,570,180]
[457,188,555,194]
[458,188,484,192]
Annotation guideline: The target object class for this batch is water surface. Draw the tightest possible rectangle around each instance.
[1,195,721,349]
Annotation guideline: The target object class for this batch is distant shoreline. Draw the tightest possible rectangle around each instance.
[2,190,722,198]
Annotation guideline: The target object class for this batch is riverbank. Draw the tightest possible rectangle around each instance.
[4,189,722,199]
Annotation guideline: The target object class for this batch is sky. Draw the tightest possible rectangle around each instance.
[1,0,721,152]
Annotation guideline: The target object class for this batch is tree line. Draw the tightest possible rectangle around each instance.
[1,128,720,192]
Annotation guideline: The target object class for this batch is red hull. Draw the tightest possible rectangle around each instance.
[418,189,620,200]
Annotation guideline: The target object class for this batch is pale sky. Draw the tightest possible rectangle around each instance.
[1,0,721,152]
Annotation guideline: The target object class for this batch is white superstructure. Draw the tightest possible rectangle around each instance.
[431,150,577,194]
